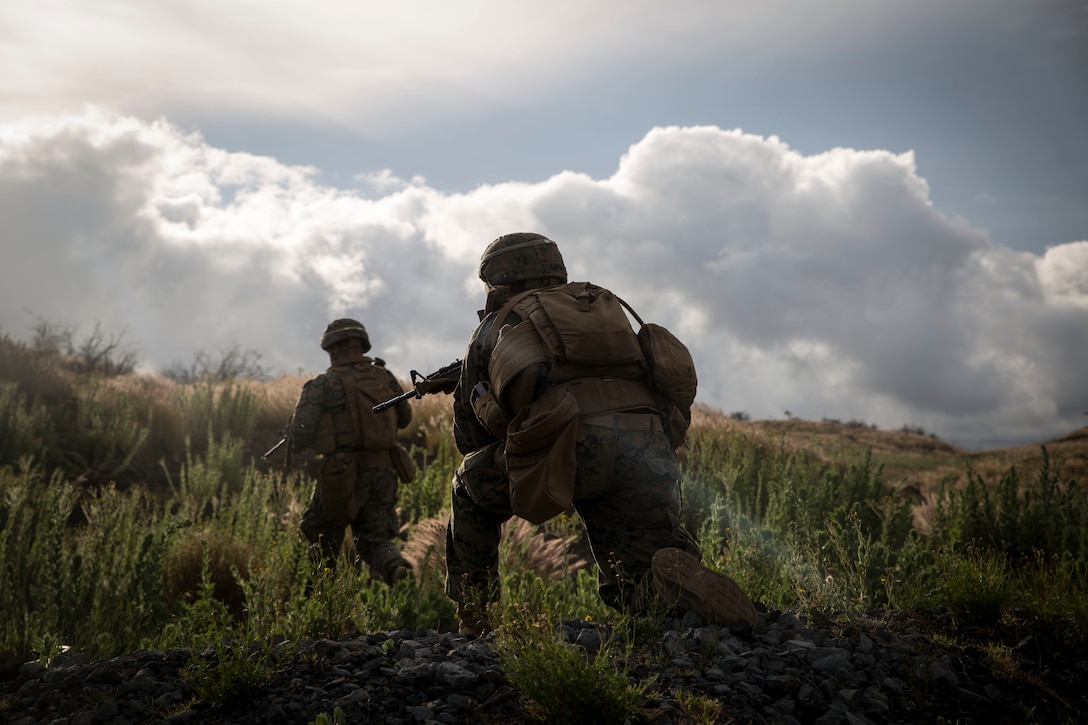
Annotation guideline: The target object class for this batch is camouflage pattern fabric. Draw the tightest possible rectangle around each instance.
[290,359,412,583]
[447,284,702,612]
[452,312,505,455]
[300,463,410,581]
[289,359,411,448]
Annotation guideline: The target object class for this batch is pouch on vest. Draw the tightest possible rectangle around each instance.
[340,365,399,451]
[612,297,699,448]
[318,453,359,525]
[504,389,579,524]
[661,402,691,450]
[638,322,697,448]
[471,382,512,439]
[637,323,697,410]
[454,440,507,508]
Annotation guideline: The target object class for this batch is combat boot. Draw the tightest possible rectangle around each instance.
[651,547,758,627]
[388,565,410,584]
[456,602,492,637]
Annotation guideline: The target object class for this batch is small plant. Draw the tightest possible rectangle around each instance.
[168,551,286,707]
[354,572,458,634]
[32,632,66,668]
[299,562,367,640]
[163,530,252,620]
[674,688,725,724]
[183,639,279,708]
[496,603,647,725]
[309,707,348,725]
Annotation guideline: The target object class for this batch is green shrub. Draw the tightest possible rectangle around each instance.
[44,383,152,482]
[933,545,1011,623]
[4,345,1087,695]
[163,530,253,620]
[398,438,456,524]
[932,450,1087,561]
[0,384,51,466]
[496,596,647,725]
[0,461,176,658]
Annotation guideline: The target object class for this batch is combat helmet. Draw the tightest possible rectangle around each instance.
[478,233,567,287]
[320,318,371,352]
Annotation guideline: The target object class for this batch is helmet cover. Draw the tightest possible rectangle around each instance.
[320,318,371,352]
[478,232,567,287]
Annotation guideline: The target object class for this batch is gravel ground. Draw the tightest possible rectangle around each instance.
[2,607,1085,724]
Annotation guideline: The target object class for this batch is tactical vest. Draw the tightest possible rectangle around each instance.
[313,362,399,454]
[485,282,657,419]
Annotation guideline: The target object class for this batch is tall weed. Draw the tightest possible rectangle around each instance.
[0,460,176,658]
[398,438,456,524]
[932,450,1087,562]
[46,383,152,481]
[0,384,50,466]
[685,425,917,615]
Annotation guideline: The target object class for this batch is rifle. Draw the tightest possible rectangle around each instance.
[373,359,462,413]
[261,434,292,466]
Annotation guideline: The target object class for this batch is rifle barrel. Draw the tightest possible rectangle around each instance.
[372,389,419,413]
[261,436,288,461]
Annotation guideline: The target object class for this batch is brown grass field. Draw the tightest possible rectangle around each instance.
[685,403,1088,533]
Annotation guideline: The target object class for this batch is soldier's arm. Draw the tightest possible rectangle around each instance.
[453,320,501,454]
[287,376,325,450]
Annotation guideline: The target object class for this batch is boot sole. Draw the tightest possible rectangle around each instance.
[651,547,758,627]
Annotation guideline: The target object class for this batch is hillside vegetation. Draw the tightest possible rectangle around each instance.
[1,329,1086,721]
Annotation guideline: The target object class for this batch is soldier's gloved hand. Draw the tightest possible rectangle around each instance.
[414,376,458,396]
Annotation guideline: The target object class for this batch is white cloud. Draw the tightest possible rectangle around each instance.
[1036,241,1088,308]
[1,109,1084,448]
[0,0,980,129]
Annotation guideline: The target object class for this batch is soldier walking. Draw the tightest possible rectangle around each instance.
[289,319,416,585]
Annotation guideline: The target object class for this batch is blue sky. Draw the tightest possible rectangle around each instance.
[1,0,1086,449]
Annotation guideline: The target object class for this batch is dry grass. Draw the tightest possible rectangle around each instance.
[684,404,1088,534]
[965,427,1088,482]
[162,530,254,620]
[9,327,1085,546]
[401,516,590,585]
[256,374,308,429]
[0,335,77,407]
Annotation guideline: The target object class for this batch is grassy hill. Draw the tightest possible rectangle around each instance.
[2,328,1087,719]
[726,413,1088,528]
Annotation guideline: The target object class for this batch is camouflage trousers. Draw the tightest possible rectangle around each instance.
[300,462,409,583]
[445,419,701,612]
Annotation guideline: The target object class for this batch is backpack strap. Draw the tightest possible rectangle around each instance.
[614,295,646,328]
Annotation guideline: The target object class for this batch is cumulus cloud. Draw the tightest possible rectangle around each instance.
[1,109,1084,448]
[0,0,974,129]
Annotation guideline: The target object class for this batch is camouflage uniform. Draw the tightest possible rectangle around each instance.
[446,292,701,614]
[290,355,414,583]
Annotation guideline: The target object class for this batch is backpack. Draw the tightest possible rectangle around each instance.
[484,281,698,449]
[487,282,648,406]
[313,361,400,454]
